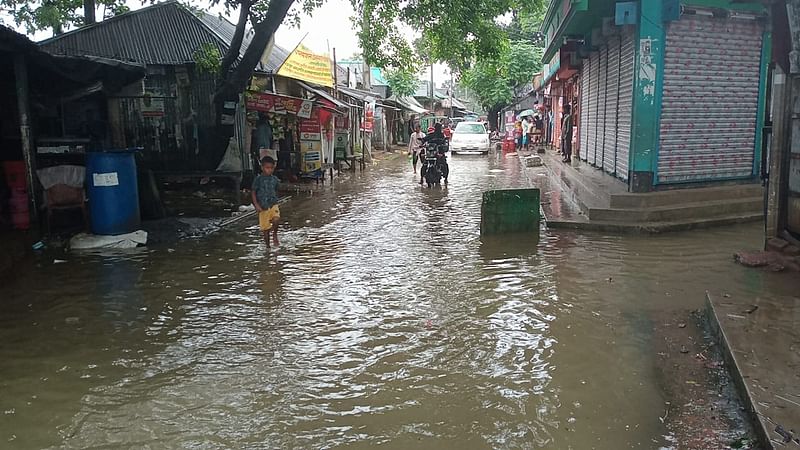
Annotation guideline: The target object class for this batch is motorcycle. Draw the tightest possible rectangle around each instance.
[421,140,449,187]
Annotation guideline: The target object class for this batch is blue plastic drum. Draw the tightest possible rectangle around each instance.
[86,150,141,235]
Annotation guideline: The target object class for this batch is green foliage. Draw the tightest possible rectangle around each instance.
[462,40,543,110]
[194,42,222,74]
[3,0,129,34]
[505,3,547,44]
[385,68,418,97]
[353,0,548,74]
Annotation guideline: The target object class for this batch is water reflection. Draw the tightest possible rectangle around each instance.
[0,153,795,448]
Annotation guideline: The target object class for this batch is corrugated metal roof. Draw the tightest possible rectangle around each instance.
[296,81,349,109]
[39,1,288,72]
[339,86,379,102]
[413,81,447,100]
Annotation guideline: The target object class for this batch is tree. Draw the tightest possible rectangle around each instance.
[461,40,543,127]
[353,0,547,74]
[385,68,418,97]
[2,0,128,34]
[504,2,547,45]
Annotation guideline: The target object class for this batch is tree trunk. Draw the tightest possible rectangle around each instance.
[84,0,95,24]
[218,0,251,82]
[488,105,501,131]
[210,0,295,167]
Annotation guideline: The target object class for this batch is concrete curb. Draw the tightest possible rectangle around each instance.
[547,214,763,234]
[512,152,764,233]
[704,292,773,450]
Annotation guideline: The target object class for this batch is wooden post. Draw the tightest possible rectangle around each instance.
[333,48,338,93]
[766,68,791,239]
[14,54,38,223]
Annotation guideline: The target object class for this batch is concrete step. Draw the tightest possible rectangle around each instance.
[588,197,763,223]
[547,211,763,233]
[545,159,613,211]
[610,184,763,209]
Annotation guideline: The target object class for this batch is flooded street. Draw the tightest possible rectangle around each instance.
[1,153,796,449]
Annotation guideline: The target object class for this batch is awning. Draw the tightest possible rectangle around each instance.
[386,95,427,114]
[441,97,467,110]
[338,86,378,102]
[297,81,349,109]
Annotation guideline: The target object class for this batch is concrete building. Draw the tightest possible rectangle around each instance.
[541,0,769,192]
[536,0,770,229]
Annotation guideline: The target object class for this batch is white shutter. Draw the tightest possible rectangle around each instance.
[604,36,621,174]
[595,45,608,168]
[579,63,590,161]
[616,30,635,181]
[587,51,600,166]
[657,15,763,183]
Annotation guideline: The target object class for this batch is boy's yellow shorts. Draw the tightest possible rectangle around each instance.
[258,205,280,231]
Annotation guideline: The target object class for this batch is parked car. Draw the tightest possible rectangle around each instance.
[450,122,491,155]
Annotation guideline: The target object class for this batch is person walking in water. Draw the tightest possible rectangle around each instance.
[561,104,573,163]
[408,124,426,174]
[252,156,281,248]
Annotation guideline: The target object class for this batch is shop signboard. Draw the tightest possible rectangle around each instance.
[361,96,375,133]
[300,140,322,172]
[245,91,314,118]
[299,108,322,141]
[277,44,334,87]
[504,110,515,140]
[335,115,349,131]
[141,94,165,117]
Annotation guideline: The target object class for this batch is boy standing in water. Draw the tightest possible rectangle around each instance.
[252,156,281,247]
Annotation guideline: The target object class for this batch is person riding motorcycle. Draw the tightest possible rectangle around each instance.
[422,123,447,145]
[420,123,449,185]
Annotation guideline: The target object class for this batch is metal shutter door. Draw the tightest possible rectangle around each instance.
[579,62,591,161]
[596,45,608,169]
[616,31,635,181]
[658,15,763,183]
[587,51,600,166]
[603,37,620,174]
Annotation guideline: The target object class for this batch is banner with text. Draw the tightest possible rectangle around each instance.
[277,44,333,88]
[245,91,313,119]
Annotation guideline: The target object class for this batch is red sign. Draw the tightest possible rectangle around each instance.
[245,91,313,118]
[361,97,375,133]
[299,108,321,141]
[335,115,349,131]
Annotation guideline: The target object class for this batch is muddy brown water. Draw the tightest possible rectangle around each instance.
[1,153,796,449]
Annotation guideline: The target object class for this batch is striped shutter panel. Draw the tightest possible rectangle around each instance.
[587,51,600,166]
[603,38,620,174]
[579,63,591,161]
[616,30,635,181]
[657,15,763,183]
[595,45,608,168]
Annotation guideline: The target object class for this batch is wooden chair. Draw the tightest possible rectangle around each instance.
[44,183,88,233]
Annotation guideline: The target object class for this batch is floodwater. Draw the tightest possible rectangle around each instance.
[1,152,796,449]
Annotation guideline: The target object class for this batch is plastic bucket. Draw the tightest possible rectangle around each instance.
[9,189,30,230]
[86,151,140,235]
[2,161,27,190]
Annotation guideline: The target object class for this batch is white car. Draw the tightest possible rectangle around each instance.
[449,122,491,155]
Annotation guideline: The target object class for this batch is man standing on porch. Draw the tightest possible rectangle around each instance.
[561,104,573,163]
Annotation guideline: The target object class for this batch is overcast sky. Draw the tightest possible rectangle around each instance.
[3,0,451,86]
